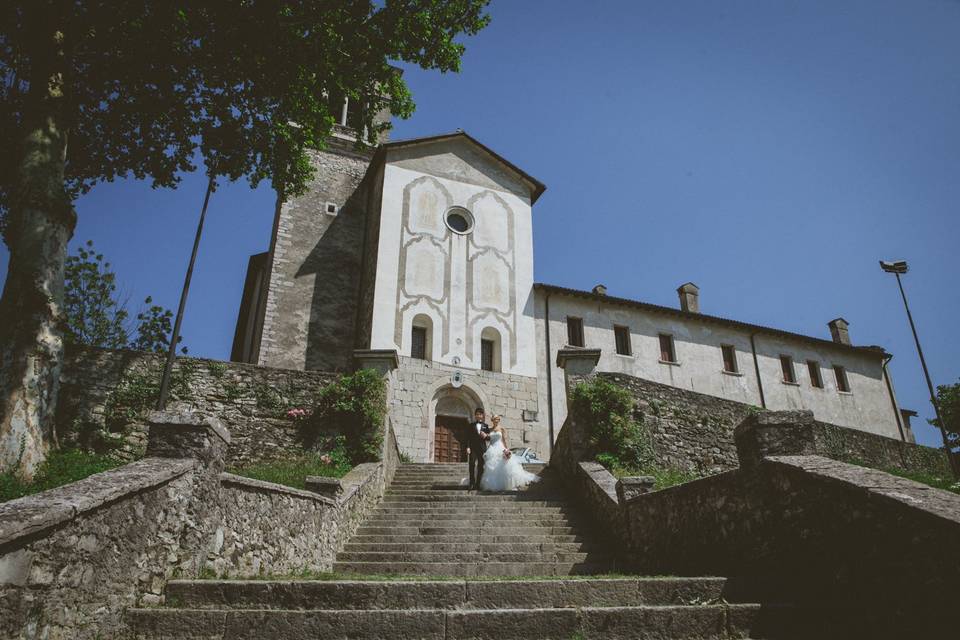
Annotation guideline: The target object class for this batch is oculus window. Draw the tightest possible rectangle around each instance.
[445,207,474,234]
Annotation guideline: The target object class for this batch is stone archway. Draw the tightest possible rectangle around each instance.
[426,381,489,462]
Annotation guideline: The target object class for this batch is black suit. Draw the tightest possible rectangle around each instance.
[467,421,490,489]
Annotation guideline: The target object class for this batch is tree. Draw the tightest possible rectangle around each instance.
[0,1,491,478]
[62,240,187,354]
[63,240,130,349]
[930,380,960,459]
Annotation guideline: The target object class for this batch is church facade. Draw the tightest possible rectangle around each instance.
[231,115,911,463]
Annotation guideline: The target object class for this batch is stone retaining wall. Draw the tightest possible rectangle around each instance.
[58,345,338,465]
[0,411,400,639]
[598,372,949,477]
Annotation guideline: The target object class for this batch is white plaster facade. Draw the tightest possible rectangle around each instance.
[534,286,906,442]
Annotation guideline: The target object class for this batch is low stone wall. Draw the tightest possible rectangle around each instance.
[59,344,338,465]
[210,419,401,578]
[598,372,949,477]
[0,416,226,640]
[0,411,400,639]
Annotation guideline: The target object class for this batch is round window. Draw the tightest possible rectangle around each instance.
[445,207,474,234]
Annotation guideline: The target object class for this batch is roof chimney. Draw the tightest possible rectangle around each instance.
[592,284,607,296]
[677,282,700,313]
[828,318,851,345]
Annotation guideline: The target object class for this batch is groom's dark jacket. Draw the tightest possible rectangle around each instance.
[468,421,490,452]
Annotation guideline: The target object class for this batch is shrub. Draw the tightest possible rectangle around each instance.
[0,449,122,503]
[569,378,655,470]
[304,369,386,464]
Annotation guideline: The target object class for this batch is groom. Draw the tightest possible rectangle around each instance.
[466,407,491,490]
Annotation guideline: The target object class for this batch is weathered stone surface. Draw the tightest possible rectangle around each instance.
[734,409,816,467]
[304,475,343,499]
[616,476,656,504]
[57,344,338,466]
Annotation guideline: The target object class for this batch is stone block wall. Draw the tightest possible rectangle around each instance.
[390,355,544,461]
[598,372,949,478]
[58,345,338,466]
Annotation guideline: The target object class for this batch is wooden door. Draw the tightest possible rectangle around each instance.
[434,417,470,463]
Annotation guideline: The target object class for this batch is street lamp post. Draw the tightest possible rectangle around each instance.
[156,173,217,410]
[879,260,955,474]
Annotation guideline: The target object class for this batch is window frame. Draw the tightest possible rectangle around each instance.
[780,355,797,384]
[833,364,851,393]
[807,360,824,389]
[566,316,585,348]
[411,326,428,360]
[721,344,739,374]
[613,325,632,356]
[658,333,678,364]
[480,338,495,372]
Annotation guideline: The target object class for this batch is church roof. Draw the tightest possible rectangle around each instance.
[533,283,888,357]
[376,131,547,204]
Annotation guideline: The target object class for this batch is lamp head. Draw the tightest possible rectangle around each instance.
[879,260,908,274]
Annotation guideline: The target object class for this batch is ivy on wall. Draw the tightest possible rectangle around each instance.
[303,369,387,464]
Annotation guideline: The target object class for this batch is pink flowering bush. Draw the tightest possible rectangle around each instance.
[286,407,311,421]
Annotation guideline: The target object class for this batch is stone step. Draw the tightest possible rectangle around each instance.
[361,516,575,527]
[331,561,613,577]
[349,534,586,544]
[162,577,732,610]
[373,505,572,515]
[129,603,803,639]
[343,542,595,554]
[382,494,564,503]
[355,525,577,537]
[336,551,598,563]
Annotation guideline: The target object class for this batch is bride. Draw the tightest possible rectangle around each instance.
[480,416,540,491]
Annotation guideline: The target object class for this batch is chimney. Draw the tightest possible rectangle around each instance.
[592,284,607,296]
[677,282,700,313]
[828,318,851,345]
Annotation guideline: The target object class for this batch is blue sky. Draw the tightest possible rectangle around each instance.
[2,0,957,447]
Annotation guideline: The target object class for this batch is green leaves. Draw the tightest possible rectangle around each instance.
[305,369,387,464]
[0,1,492,222]
[570,378,656,471]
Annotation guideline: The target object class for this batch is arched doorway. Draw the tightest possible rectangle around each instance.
[429,383,487,463]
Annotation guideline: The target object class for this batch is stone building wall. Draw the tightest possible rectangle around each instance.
[390,355,544,461]
[59,345,338,466]
[256,146,373,371]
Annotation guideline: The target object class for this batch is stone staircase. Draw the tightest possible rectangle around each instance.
[128,463,819,639]
[333,462,613,576]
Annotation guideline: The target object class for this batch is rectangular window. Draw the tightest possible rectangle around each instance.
[480,339,495,372]
[411,326,427,360]
[614,325,631,356]
[721,345,738,373]
[659,334,677,363]
[566,317,584,347]
[807,360,823,388]
[780,355,796,383]
[834,365,851,392]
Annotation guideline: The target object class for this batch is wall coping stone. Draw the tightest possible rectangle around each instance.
[734,409,816,467]
[147,410,231,445]
[0,457,196,547]
[338,462,383,504]
[353,349,399,372]
[556,347,602,370]
[578,461,620,505]
[304,475,343,499]
[616,476,656,504]
[765,455,960,526]
[219,472,336,506]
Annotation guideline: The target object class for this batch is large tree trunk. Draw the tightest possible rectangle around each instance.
[0,26,75,481]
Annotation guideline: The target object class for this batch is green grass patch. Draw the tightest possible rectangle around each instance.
[845,458,960,494]
[0,449,123,503]
[607,464,703,491]
[228,453,352,490]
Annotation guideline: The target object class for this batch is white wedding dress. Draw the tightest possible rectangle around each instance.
[480,431,540,491]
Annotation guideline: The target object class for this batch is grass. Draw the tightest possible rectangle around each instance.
[0,449,123,503]
[607,464,702,491]
[845,458,960,494]
[228,453,352,490]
